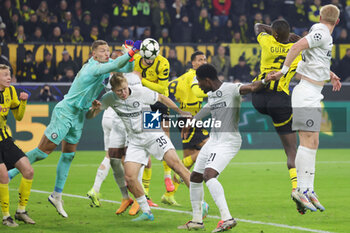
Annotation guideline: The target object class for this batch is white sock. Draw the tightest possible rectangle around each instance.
[93,157,110,193]
[110,158,129,199]
[52,191,62,199]
[206,178,232,221]
[136,195,151,213]
[296,146,316,193]
[190,181,204,223]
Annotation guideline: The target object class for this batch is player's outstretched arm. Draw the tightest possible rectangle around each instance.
[271,37,309,80]
[12,91,28,121]
[158,94,191,117]
[86,100,102,119]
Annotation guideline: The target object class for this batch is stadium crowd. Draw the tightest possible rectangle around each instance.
[1,0,350,84]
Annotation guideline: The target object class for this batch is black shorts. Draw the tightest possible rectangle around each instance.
[178,118,209,150]
[252,90,294,134]
[150,101,170,121]
[0,138,26,170]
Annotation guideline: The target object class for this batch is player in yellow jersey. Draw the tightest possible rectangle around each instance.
[253,20,304,214]
[161,51,209,206]
[0,64,35,227]
[133,39,174,204]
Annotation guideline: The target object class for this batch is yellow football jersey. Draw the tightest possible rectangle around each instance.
[133,54,170,96]
[0,86,26,141]
[168,69,207,115]
[253,32,302,95]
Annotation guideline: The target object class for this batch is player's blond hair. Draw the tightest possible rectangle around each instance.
[110,72,128,90]
[0,64,10,70]
[320,4,340,25]
[91,40,108,51]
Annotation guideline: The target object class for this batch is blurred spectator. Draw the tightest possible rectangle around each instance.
[235,14,253,43]
[140,27,152,40]
[233,32,242,43]
[36,1,50,23]
[167,48,184,78]
[252,12,263,29]
[38,84,57,102]
[0,0,19,27]
[106,27,123,43]
[0,28,10,44]
[222,19,234,43]
[21,4,33,22]
[211,16,225,43]
[178,15,193,43]
[86,25,99,42]
[55,0,68,22]
[15,25,27,43]
[308,0,321,24]
[158,28,171,44]
[112,0,137,34]
[24,12,40,36]
[49,26,64,43]
[287,0,309,36]
[57,50,78,79]
[193,8,212,43]
[229,56,251,83]
[212,0,231,27]
[80,11,93,40]
[335,28,350,44]
[170,0,188,41]
[60,11,78,40]
[264,0,283,19]
[37,51,56,82]
[211,46,231,81]
[190,0,204,23]
[152,0,171,39]
[338,48,350,82]
[59,68,75,82]
[29,27,45,42]
[72,0,83,22]
[136,0,152,39]
[331,0,346,39]
[8,13,22,40]
[263,14,271,25]
[250,0,265,15]
[99,14,111,39]
[44,14,59,36]
[121,28,132,41]
[17,50,37,82]
[70,26,84,43]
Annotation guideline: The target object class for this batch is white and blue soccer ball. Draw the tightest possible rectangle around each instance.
[140,38,160,60]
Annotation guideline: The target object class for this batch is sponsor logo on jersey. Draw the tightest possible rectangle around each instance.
[143,110,161,129]
[210,101,226,110]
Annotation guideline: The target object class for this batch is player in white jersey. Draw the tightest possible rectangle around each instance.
[271,4,342,213]
[87,71,143,215]
[178,64,277,232]
[86,73,193,222]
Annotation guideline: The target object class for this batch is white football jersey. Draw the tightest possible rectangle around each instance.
[100,86,158,135]
[205,82,242,142]
[296,23,333,81]
[103,72,142,119]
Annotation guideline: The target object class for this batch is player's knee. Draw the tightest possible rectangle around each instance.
[0,172,9,184]
[124,173,136,184]
[22,166,34,179]
[62,152,75,162]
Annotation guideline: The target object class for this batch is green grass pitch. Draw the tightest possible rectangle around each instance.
[5,149,350,233]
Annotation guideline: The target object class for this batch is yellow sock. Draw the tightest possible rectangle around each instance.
[0,183,10,217]
[18,177,33,211]
[163,161,171,177]
[182,156,194,168]
[142,167,152,196]
[289,168,297,189]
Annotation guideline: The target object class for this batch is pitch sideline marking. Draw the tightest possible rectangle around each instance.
[31,161,350,168]
[25,189,334,233]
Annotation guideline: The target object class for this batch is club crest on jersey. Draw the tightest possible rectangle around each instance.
[313,33,322,41]
[143,110,161,129]
[216,90,222,97]
[133,101,140,108]
[51,133,58,139]
[306,119,314,127]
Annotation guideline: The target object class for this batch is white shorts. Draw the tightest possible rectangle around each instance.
[108,117,128,149]
[124,133,175,166]
[102,115,113,151]
[292,79,324,132]
[193,139,241,174]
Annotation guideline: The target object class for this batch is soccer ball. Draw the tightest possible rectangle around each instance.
[140,38,160,60]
